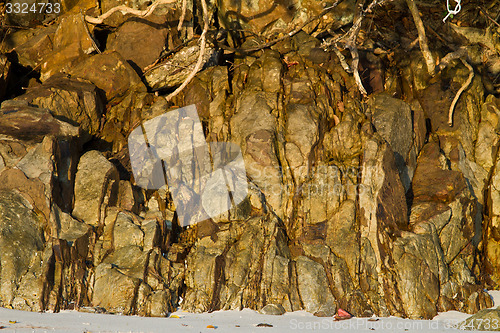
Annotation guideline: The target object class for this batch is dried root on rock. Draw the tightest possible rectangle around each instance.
[84,0,210,102]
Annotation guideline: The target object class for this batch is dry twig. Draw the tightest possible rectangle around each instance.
[177,0,188,31]
[322,0,390,96]
[85,0,176,24]
[405,0,435,76]
[345,0,367,96]
[480,7,500,28]
[333,47,352,73]
[448,58,473,126]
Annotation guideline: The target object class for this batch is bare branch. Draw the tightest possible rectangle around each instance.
[165,0,209,102]
[322,0,391,96]
[346,0,390,42]
[177,0,188,31]
[405,0,435,76]
[346,42,366,96]
[85,0,176,24]
[343,0,373,96]
[448,58,473,127]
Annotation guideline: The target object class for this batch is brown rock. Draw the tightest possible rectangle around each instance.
[0,100,79,140]
[16,74,104,138]
[72,150,119,226]
[69,51,146,103]
[9,26,56,68]
[40,14,99,81]
[0,168,50,225]
[107,18,168,70]
[218,0,355,37]
[369,93,415,192]
[92,264,141,314]
[412,142,467,204]
[0,190,45,309]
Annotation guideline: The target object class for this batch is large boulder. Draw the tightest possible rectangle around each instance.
[72,150,119,226]
[229,50,284,217]
[357,135,408,317]
[0,190,45,309]
[295,256,336,316]
[7,26,56,69]
[368,93,417,192]
[0,100,79,140]
[92,245,178,315]
[92,263,142,314]
[69,51,146,103]
[106,17,169,70]
[16,75,104,139]
[459,308,500,331]
[182,215,297,313]
[40,13,100,81]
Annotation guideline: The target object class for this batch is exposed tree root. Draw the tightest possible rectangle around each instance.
[84,0,176,24]
[436,47,467,72]
[448,58,474,127]
[177,0,188,31]
[341,0,389,96]
[406,0,435,76]
[344,0,368,96]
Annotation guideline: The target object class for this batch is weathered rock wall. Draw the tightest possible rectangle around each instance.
[0,0,499,321]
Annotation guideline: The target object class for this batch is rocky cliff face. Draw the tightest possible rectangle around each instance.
[0,0,499,320]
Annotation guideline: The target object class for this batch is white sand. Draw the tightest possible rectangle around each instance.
[0,291,497,332]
